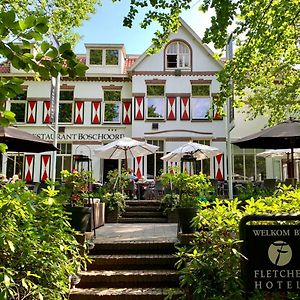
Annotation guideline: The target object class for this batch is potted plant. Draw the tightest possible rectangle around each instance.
[101,169,128,222]
[160,170,214,233]
[60,169,94,232]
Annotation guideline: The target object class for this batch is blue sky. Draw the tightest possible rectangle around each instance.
[74,0,213,55]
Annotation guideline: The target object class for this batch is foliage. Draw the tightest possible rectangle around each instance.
[0,7,88,135]
[0,180,87,300]
[3,0,100,46]
[104,168,131,192]
[234,182,273,202]
[102,191,127,213]
[121,0,300,123]
[159,171,214,209]
[60,170,94,206]
[175,185,300,299]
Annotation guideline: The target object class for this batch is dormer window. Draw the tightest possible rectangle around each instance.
[90,49,103,65]
[89,49,119,66]
[166,41,190,69]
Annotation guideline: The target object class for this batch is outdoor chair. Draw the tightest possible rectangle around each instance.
[124,181,136,199]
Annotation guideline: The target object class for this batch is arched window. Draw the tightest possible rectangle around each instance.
[165,41,190,69]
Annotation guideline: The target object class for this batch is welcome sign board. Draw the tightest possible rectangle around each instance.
[240,215,300,294]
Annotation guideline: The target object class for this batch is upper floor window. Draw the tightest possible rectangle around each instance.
[10,90,27,123]
[191,85,211,120]
[89,49,119,66]
[146,85,165,119]
[59,90,73,123]
[106,50,119,65]
[103,90,121,123]
[90,49,103,65]
[166,41,190,69]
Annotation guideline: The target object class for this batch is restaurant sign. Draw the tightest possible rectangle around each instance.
[240,215,300,294]
[35,132,125,141]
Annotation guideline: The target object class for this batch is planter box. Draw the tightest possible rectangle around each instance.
[105,208,119,223]
[65,206,92,233]
[167,210,178,223]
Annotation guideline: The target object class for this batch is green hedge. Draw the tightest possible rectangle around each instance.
[175,186,300,300]
[0,181,87,300]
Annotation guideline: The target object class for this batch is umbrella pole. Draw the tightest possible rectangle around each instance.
[124,150,128,171]
[291,147,294,178]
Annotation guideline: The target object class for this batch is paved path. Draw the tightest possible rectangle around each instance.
[94,223,178,243]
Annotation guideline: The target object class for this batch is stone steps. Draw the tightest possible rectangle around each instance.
[88,254,177,270]
[69,239,180,299]
[70,287,180,300]
[121,199,167,223]
[76,270,179,288]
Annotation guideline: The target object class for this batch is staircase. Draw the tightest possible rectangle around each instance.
[118,200,168,223]
[70,240,180,299]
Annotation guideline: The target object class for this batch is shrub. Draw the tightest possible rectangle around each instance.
[102,191,127,214]
[0,181,87,300]
[175,185,300,299]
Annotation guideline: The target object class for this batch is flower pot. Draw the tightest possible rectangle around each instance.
[105,208,119,223]
[65,206,92,233]
[176,207,198,234]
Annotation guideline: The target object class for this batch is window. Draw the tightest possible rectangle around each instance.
[146,85,165,119]
[56,143,72,179]
[103,90,121,123]
[193,140,211,175]
[106,49,119,65]
[232,146,266,181]
[146,140,164,178]
[89,49,119,65]
[59,90,73,123]
[166,41,190,69]
[7,154,24,179]
[90,49,103,65]
[191,85,211,120]
[10,90,27,123]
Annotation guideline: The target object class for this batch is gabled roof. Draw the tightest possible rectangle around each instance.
[128,17,223,72]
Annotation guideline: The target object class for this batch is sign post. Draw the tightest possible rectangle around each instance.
[240,214,300,297]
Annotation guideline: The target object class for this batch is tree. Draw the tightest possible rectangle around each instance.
[122,0,300,124]
[0,3,94,151]
[2,0,100,45]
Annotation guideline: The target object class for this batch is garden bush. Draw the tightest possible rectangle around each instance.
[175,185,300,300]
[0,181,87,300]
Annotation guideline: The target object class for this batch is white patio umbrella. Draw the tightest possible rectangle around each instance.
[257,148,300,159]
[94,137,159,170]
[161,142,222,162]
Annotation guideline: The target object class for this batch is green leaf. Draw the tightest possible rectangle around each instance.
[7,240,15,252]
[2,10,15,24]
[41,41,51,53]
[19,16,35,30]
[46,48,58,59]
[0,290,7,300]
[0,143,7,153]
[59,43,72,54]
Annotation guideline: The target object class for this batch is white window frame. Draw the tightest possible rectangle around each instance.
[103,90,121,124]
[165,41,191,69]
[146,97,165,120]
[190,97,211,120]
[10,90,27,124]
[89,48,119,66]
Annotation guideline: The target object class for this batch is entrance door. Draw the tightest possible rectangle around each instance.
[103,159,118,184]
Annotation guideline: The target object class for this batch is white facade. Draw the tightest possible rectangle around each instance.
[2,18,282,183]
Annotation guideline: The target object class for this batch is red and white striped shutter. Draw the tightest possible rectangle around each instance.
[24,155,34,182]
[135,156,143,179]
[215,154,224,180]
[43,101,51,124]
[167,97,176,120]
[134,97,144,120]
[41,155,51,182]
[91,101,101,124]
[123,102,132,124]
[180,97,190,120]
[27,101,37,123]
[75,101,84,124]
